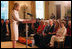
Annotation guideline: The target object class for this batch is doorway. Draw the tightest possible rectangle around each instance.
[56,5,61,19]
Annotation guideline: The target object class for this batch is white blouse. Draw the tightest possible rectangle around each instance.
[11,10,24,22]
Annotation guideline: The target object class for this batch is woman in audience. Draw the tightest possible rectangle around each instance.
[1,19,6,41]
[49,21,67,48]
[40,21,49,48]
[42,21,49,36]
[37,20,45,34]
[34,20,45,47]
[65,20,71,48]
[54,21,60,33]
[57,19,61,25]
[67,20,71,36]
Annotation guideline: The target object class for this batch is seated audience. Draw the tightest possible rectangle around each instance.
[44,19,55,34]
[37,20,45,34]
[4,19,11,41]
[34,19,40,28]
[67,20,71,36]
[54,21,60,33]
[50,13,55,19]
[1,19,11,41]
[5,19,11,37]
[50,21,67,47]
[64,15,70,28]
[1,18,71,48]
[39,21,49,48]
[1,19,6,41]
[42,21,49,36]
[57,19,61,25]
[34,19,40,33]
[65,20,71,48]
[28,23,34,36]
[40,19,55,47]
[34,20,45,47]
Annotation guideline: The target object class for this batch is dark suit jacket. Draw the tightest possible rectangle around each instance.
[1,22,11,36]
[44,24,55,34]
[34,21,40,28]
[5,23,11,35]
[1,22,7,38]
[50,16,55,19]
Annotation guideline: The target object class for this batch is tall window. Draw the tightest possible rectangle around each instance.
[36,1,45,19]
[1,1,9,20]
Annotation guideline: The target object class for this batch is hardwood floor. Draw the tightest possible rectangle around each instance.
[1,41,38,48]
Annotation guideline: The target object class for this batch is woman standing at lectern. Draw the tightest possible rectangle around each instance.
[10,3,29,48]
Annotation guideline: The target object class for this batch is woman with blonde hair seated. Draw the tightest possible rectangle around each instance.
[49,21,67,47]
[34,20,45,47]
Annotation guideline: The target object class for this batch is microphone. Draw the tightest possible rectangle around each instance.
[27,13,34,19]
[27,13,33,17]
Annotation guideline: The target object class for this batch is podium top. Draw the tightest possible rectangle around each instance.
[23,19,36,23]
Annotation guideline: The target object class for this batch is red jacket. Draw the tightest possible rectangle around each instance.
[67,27,71,36]
[37,25,45,34]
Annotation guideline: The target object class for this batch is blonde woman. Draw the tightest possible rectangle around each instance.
[50,22,67,47]
[10,3,29,48]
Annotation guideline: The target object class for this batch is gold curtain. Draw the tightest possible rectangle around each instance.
[31,1,49,19]
[9,1,14,19]
[45,1,49,20]
[31,1,36,19]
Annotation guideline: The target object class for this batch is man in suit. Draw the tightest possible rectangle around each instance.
[34,19,40,33]
[1,19,6,41]
[5,19,11,41]
[50,13,55,19]
[5,19,11,36]
[42,19,55,47]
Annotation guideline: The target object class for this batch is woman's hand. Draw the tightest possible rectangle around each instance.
[22,19,31,23]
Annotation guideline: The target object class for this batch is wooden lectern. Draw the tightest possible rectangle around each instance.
[23,19,36,48]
